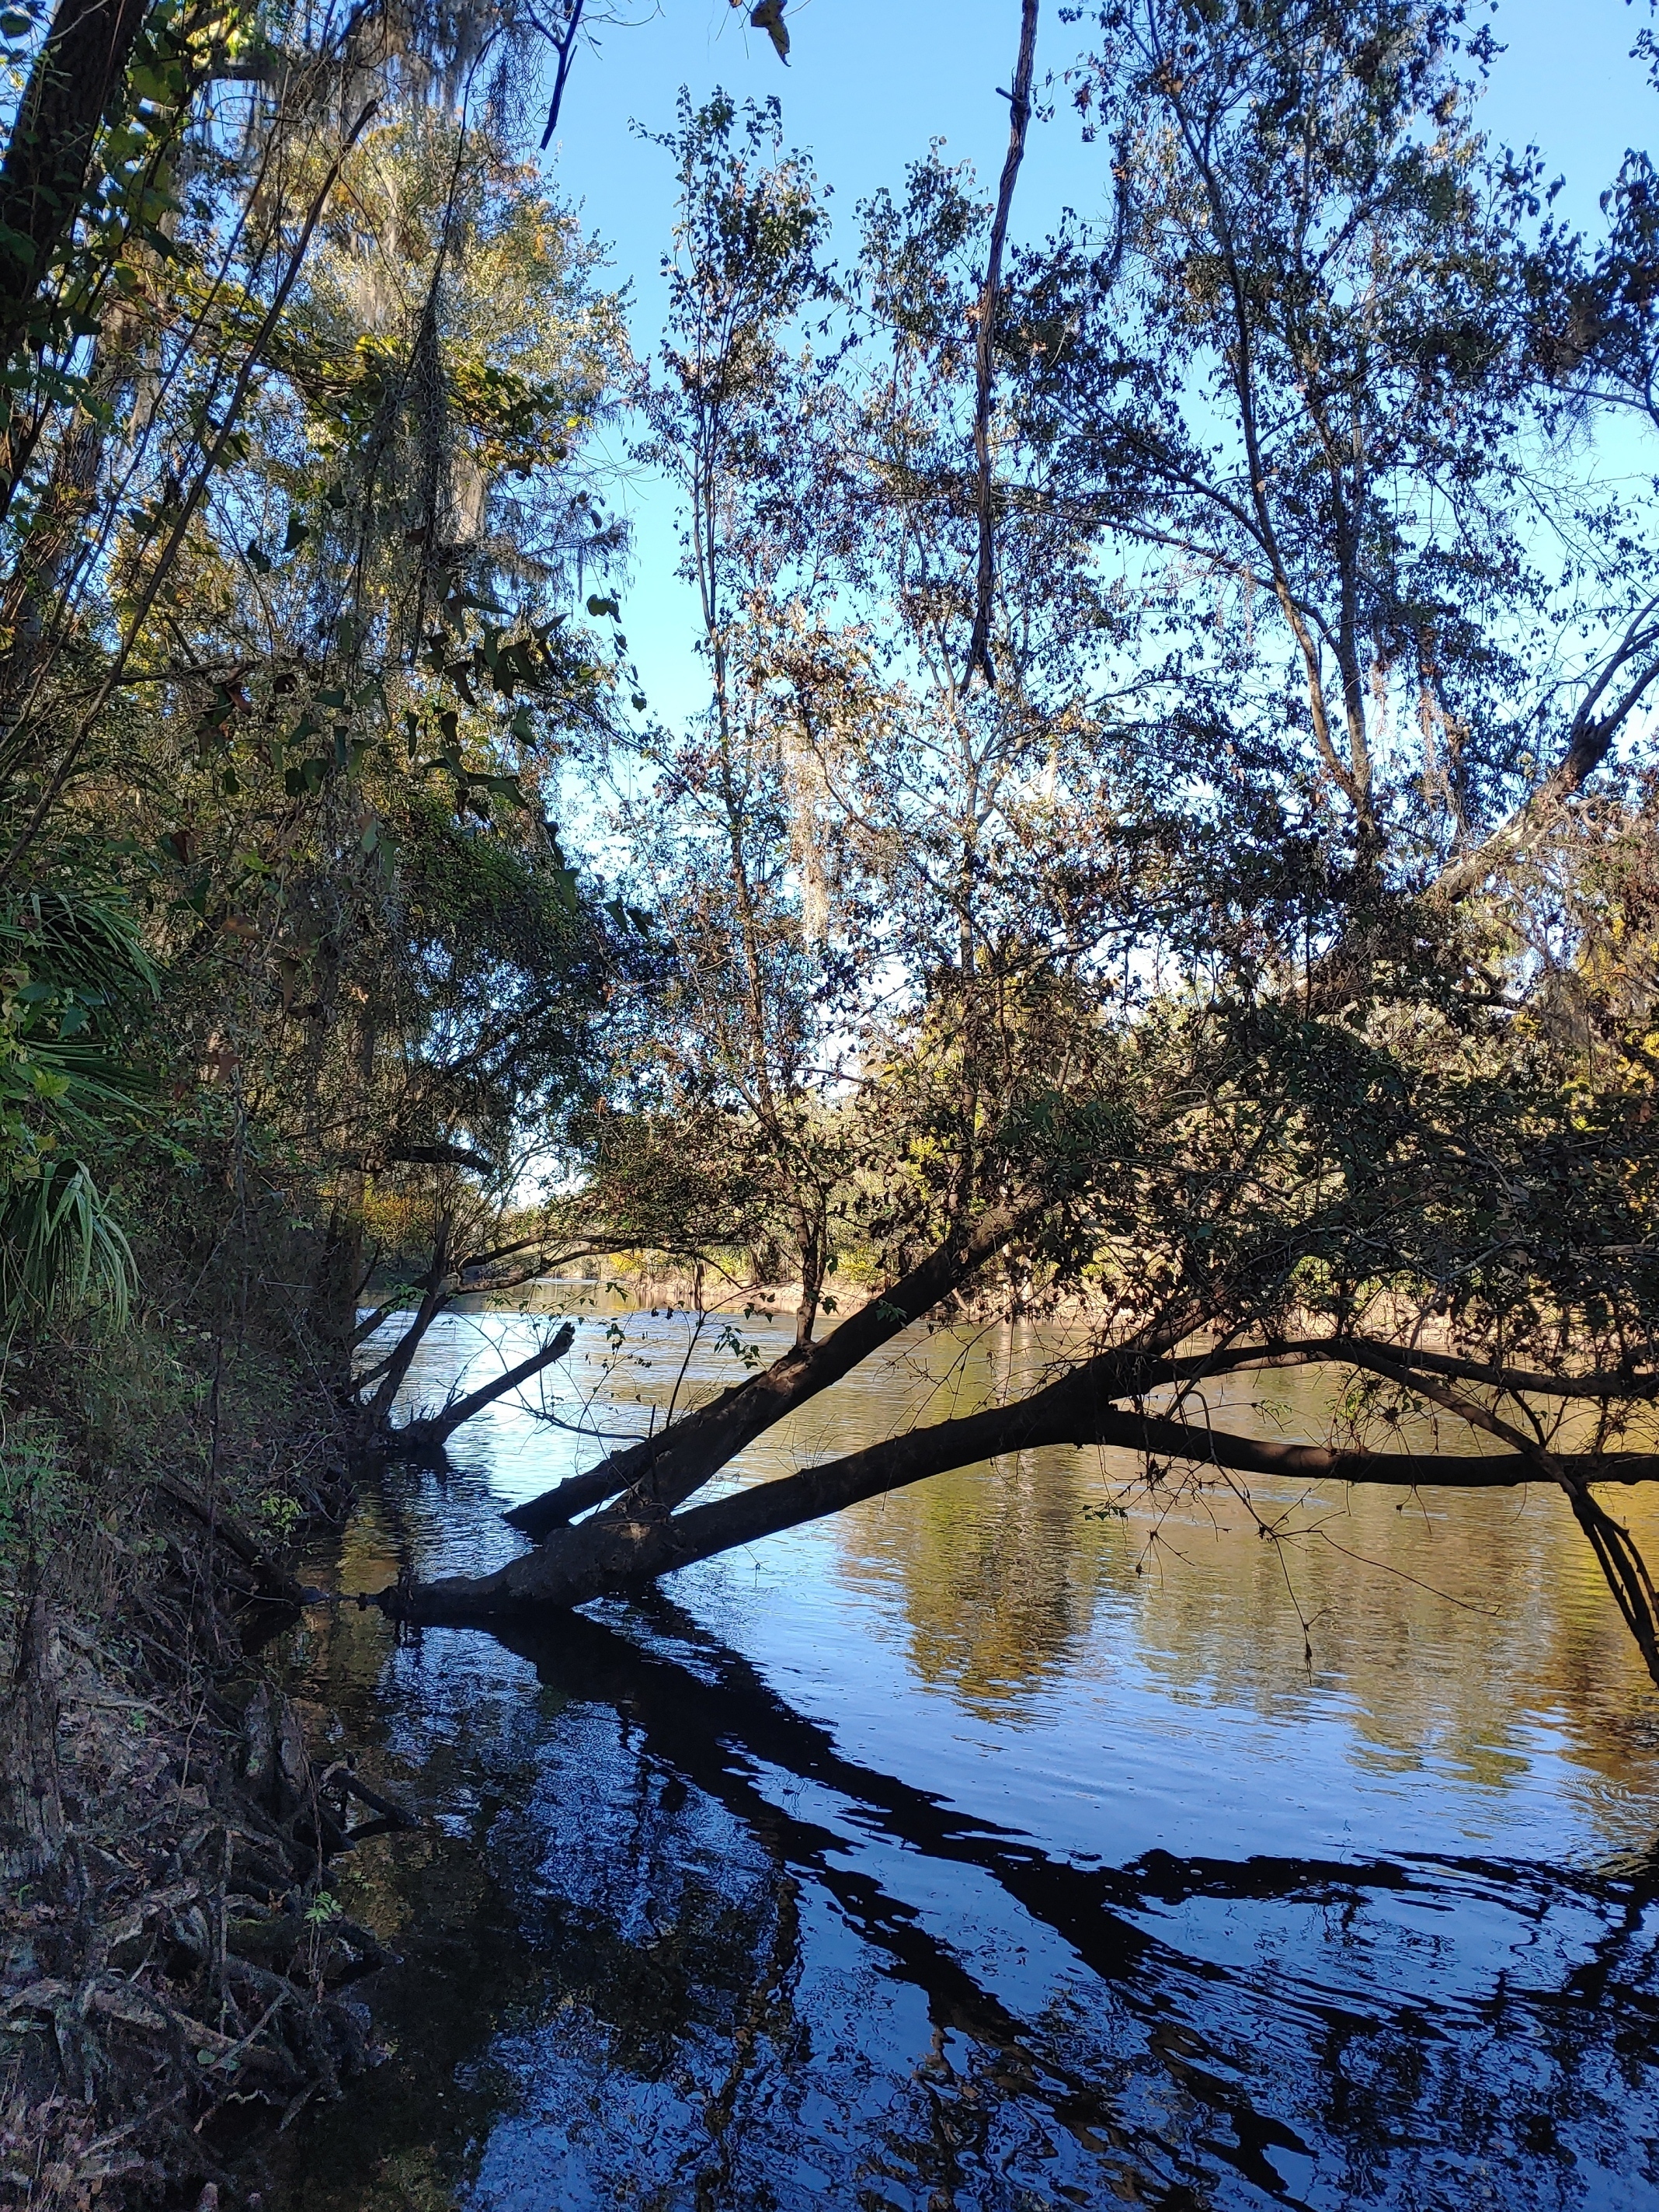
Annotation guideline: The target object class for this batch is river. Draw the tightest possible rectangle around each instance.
[259,1304,1659,2210]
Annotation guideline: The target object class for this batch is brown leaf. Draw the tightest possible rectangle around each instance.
[750,0,788,62]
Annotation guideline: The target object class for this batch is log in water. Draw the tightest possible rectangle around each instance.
[259,1307,1659,2210]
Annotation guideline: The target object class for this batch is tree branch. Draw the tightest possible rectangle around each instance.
[1428,593,1659,906]
[963,0,1039,690]
[387,1323,576,1453]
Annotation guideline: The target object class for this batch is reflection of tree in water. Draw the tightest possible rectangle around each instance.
[813,1323,1123,1716]
[485,1604,1659,2211]
[1119,1461,1659,1801]
[850,1447,1112,1714]
[263,1575,1659,2211]
[825,1330,1659,1797]
[503,1699,789,2082]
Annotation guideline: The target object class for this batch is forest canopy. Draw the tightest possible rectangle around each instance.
[2,0,1659,1680]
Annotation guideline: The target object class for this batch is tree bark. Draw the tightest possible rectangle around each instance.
[500,1201,1041,1538]
[0,0,151,369]
[0,1596,66,1884]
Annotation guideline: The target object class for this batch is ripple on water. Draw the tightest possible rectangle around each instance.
[256,1309,1659,2211]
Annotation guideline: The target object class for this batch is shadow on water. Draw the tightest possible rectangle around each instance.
[256,1589,1659,2212]
[252,1313,1659,2210]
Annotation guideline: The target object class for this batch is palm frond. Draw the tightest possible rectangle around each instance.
[0,1158,136,1330]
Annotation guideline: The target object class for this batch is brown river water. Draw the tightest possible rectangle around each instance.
[256,1306,1659,2210]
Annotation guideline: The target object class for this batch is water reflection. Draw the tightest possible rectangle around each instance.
[256,1310,1659,2210]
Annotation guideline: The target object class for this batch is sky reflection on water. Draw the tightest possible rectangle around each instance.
[258,1308,1659,2210]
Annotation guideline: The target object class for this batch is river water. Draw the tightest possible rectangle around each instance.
[262,1306,1659,2210]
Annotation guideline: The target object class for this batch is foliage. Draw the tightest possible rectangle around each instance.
[0,0,642,1382]
[4,0,1659,1671]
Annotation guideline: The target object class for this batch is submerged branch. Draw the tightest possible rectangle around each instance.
[384,1321,576,1455]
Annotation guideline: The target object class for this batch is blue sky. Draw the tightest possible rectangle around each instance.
[541,0,1659,726]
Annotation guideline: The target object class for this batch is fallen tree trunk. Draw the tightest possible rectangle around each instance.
[385,1320,576,1455]
[376,1341,1659,1625]
[155,1474,319,1607]
[501,1200,1052,1537]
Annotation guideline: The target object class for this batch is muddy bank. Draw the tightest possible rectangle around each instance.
[0,1427,416,2210]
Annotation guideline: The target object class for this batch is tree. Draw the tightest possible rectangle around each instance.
[395,0,1659,1694]
[0,0,651,1454]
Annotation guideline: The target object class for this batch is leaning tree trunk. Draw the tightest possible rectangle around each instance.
[359,1227,454,1422]
[372,1338,1659,1630]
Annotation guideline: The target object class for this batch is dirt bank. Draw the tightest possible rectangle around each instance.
[0,1354,416,2210]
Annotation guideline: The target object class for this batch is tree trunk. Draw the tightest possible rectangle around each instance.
[0,0,151,370]
[362,1227,453,1421]
[0,1595,66,1886]
[500,1201,1038,1539]
[795,1213,824,1346]
[314,1195,367,1386]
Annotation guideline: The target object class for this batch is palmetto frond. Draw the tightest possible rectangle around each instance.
[0,1157,135,1329]
[0,885,156,1328]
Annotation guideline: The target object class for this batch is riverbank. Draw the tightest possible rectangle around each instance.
[0,1328,415,2210]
